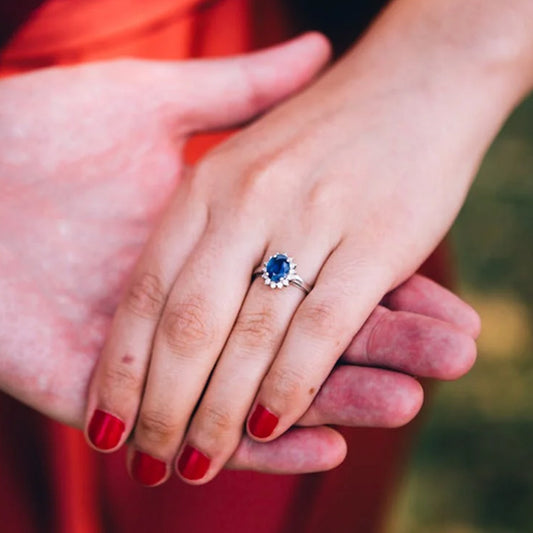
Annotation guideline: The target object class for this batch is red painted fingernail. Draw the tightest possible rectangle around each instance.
[177,445,210,480]
[88,409,125,450]
[248,404,278,439]
[131,451,167,486]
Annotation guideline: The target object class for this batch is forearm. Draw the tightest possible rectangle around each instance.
[348,0,533,97]
[311,0,533,180]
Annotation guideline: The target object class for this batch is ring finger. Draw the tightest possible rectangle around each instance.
[245,238,392,442]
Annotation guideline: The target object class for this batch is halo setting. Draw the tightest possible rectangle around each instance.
[253,252,311,294]
[261,253,296,289]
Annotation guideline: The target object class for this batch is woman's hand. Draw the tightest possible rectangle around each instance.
[0,33,479,477]
[83,4,507,485]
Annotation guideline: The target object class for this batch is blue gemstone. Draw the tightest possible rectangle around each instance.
[266,254,290,283]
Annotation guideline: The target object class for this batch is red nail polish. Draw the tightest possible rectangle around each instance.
[88,409,125,450]
[131,451,167,486]
[248,404,278,439]
[177,445,210,480]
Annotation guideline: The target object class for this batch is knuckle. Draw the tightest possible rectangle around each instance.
[162,297,213,354]
[233,308,279,351]
[297,300,341,338]
[137,410,180,446]
[190,156,218,193]
[238,159,273,197]
[266,366,306,405]
[101,362,141,396]
[233,156,293,213]
[125,272,165,319]
[306,180,339,211]
[199,404,234,437]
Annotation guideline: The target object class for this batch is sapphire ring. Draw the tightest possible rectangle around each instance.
[252,253,312,295]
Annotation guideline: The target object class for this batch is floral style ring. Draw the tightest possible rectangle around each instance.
[252,253,312,295]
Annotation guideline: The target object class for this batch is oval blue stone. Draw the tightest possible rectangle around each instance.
[266,254,290,283]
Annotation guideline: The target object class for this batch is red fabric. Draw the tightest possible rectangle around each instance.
[0,2,451,531]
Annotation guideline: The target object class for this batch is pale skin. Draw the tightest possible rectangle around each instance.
[86,0,533,486]
[0,35,479,475]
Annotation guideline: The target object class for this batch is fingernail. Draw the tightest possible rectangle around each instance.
[177,445,210,481]
[131,451,167,486]
[88,409,125,450]
[248,404,278,439]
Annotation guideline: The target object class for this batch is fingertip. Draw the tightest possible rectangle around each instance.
[176,444,212,485]
[444,332,478,381]
[296,427,347,472]
[441,290,482,340]
[247,404,279,441]
[464,306,482,340]
[321,427,348,470]
[257,31,332,93]
[425,323,478,381]
[296,31,333,65]
[389,377,424,428]
[128,447,169,488]
[86,408,126,452]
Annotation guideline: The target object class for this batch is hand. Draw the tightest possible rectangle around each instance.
[0,34,479,480]
[0,32,332,424]
[86,30,484,484]
[227,273,480,474]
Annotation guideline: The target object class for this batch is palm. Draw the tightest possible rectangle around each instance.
[0,63,182,425]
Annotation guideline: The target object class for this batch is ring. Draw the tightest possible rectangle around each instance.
[252,252,312,295]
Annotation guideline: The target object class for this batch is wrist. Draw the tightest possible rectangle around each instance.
[316,0,533,171]
[348,0,533,97]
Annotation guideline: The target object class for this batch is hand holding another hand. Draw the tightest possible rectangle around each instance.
[0,34,479,486]
[79,34,480,485]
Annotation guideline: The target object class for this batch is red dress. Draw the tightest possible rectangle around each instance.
[0,2,450,531]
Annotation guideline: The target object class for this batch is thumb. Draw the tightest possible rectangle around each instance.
[148,32,332,132]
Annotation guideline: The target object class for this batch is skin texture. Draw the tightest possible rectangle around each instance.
[0,34,332,425]
[0,34,481,478]
[87,0,533,485]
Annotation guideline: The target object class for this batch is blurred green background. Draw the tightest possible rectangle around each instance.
[391,94,533,533]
